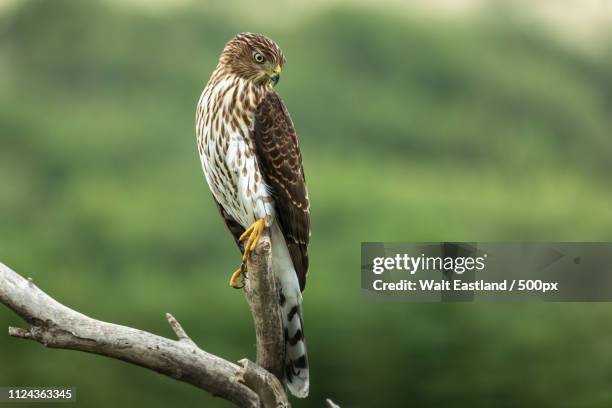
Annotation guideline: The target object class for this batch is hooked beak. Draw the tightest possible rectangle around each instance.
[270,65,281,86]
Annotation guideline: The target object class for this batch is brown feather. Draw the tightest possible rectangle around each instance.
[253,92,310,291]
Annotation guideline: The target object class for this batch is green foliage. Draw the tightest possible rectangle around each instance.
[1,1,612,407]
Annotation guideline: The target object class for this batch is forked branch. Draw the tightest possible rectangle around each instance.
[0,233,292,407]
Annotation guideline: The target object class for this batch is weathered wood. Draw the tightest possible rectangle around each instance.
[0,234,287,408]
[243,232,286,382]
[0,233,339,407]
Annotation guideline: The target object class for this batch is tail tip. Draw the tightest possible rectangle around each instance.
[287,379,309,398]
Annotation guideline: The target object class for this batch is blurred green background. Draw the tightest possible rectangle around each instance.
[2,0,612,407]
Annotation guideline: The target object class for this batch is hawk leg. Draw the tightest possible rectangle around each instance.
[228,218,264,289]
[239,218,265,261]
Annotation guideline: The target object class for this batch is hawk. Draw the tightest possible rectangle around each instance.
[195,33,310,398]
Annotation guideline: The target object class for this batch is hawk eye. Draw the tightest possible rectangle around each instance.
[253,52,265,64]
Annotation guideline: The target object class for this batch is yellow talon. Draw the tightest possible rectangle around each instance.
[229,267,242,289]
[228,219,264,289]
[239,218,265,262]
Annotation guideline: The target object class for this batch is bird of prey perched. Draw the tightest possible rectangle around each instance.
[195,33,310,398]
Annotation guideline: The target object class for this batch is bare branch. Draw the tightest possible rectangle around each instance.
[0,245,285,408]
[243,232,286,382]
[8,326,32,339]
[0,232,338,407]
[239,359,290,408]
[165,312,197,347]
[326,398,341,408]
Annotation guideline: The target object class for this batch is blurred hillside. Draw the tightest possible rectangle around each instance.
[1,1,612,407]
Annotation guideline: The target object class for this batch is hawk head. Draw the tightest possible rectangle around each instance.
[219,32,286,86]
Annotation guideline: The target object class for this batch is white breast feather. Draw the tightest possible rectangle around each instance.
[197,75,275,229]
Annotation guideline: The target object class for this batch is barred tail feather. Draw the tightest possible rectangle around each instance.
[280,290,309,398]
[271,223,309,398]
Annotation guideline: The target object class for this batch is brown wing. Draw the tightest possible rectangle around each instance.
[253,92,310,292]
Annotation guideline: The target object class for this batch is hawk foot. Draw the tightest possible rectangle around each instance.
[239,218,265,262]
[229,261,247,289]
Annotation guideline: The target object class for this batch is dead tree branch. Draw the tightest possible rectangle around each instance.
[0,232,295,408]
[242,234,285,381]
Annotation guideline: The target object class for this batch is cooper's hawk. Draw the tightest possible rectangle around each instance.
[195,33,310,398]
